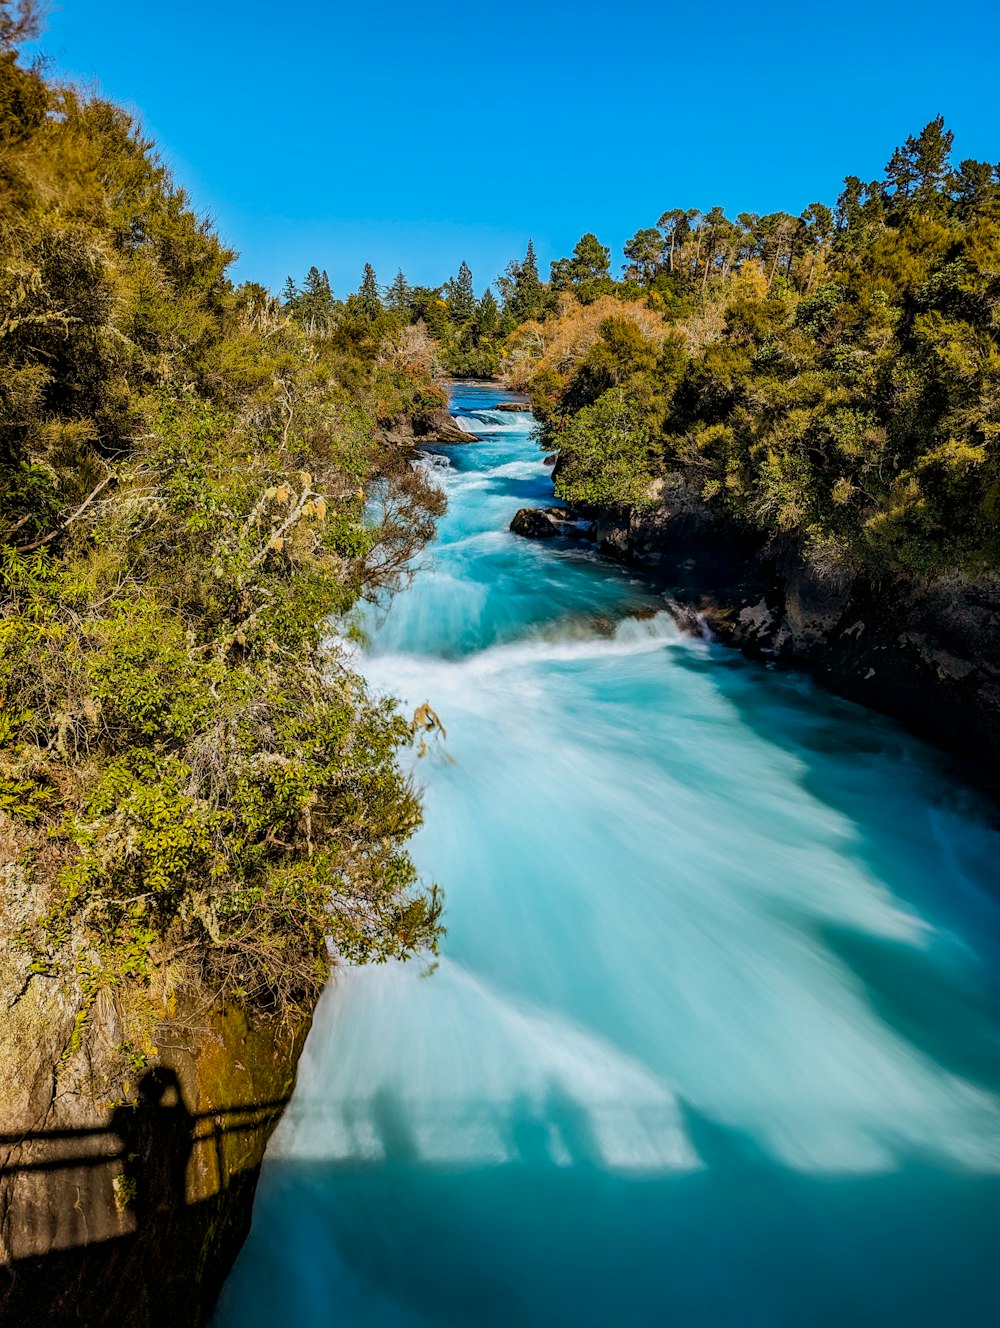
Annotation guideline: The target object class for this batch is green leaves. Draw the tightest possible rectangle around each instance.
[0,61,445,1063]
[555,389,657,510]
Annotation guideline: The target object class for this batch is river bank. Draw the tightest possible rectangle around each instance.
[511,455,1000,790]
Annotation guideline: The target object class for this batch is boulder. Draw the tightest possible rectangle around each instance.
[416,408,474,444]
[511,507,560,539]
[510,507,592,540]
[494,401,530,412]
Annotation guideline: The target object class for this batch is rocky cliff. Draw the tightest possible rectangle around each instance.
[0,911,312,1327]
[534,474,1000,780]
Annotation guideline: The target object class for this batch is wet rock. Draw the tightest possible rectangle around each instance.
[416,408,473,444]
[511,507,561,539]
[493,401,530,412]
[510,507,591,541]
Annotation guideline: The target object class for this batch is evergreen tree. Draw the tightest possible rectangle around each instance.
[280,275,299,309]
[385,269,411,317]
[550,233,613,302]
[299,265,334,327]
[623,228,664,285]
[445,259,477,326]
[498,240,545,324]
[356,262,382,318]
[476,287,500,337]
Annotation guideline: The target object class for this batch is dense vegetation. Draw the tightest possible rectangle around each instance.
[282,257,508,380]
[501,120,1000,580]
[0,3,444,1067]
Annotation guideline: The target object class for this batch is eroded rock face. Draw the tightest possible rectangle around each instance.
[415,408,474,444]
[0,953,311,1328]
[560,477,1000,777]
[383,409,473,447]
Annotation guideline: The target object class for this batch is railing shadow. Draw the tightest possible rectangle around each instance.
[0,1070,291,1327]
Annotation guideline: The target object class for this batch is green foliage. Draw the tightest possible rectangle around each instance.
[512,120,1000,580]
[498,240,546,324]
[555,389,657,510]
[550,233,614,303]
[0,35,446,1053]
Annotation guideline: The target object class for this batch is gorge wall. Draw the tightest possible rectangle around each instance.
[563,479,1000,782]
[0,925,312,1327]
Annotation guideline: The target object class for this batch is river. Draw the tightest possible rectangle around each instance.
[216,382,1000,1327]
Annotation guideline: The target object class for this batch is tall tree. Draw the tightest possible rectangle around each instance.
[498,240,544,323]
[623,227,664,285]
[476,287,500,337]
[385,269,411,317]
[445,260,477,325]
[299,266,334,327]
[280,275,299,309]
[882,116,955,215]
[355,262,382,319]
[550,233,613,302]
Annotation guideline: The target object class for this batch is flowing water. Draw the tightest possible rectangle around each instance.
[216,383,1000,1327]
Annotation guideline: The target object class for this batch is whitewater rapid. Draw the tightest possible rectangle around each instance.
[216,384,1000,1327]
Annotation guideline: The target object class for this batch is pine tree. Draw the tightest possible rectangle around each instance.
[280,275,299,309]
[385,269,411,317]
[476,288,499,337]
[355,262,382,319]
[299,266,334,328]
[498,240,544,323]
[445,260,477,326]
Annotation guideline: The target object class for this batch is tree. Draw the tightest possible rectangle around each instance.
[385,269,411,317]
[498,239,545,323]
[476,287,499,337]
[0,0,39,49]
[657,209,696,274]
[623,228,664,285]
[550,233,613,303]
[554,388,655,509]
[445,259,477,326]
[298,265,334,328]
[355,262,382,319]
[882,116,955,215]
[799,203,834,290]
[955,159,1000,218]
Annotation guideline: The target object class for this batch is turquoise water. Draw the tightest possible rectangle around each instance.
[216,383,1000,1327]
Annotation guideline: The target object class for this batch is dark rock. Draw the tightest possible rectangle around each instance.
[510,507,592,541]
[494,401,530,412]
[415,408,473,444]
[511,507,560,539]
[543,454,558,466]
[0,989,312,1328]
[574,473,1000,782]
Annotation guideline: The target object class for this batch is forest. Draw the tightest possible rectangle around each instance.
[495,119,1000,581]
[306,115,999,585]
[0,4,443,1072]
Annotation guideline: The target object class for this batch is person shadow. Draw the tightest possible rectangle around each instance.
[111,1068,195,1223]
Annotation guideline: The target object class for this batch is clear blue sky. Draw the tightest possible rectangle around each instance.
[30,0,1000,298]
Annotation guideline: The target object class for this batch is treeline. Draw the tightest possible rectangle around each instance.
[280,259,505,379]
[501,118,1000,580]
[0,3,442,1071]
